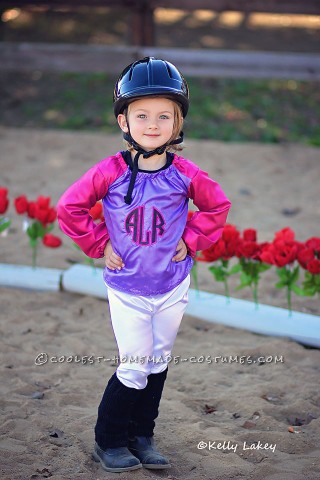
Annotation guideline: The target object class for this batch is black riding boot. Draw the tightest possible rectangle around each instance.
[128,368,170,469]
[93,373,142,472]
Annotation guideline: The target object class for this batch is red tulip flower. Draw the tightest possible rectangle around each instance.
[0,187,9,214]
[199,224,242,301]
[297,237,320,296]
[43,233,62,248]
[14,195,29,214]
[307,259,320,275]
[0,187,11,235]
[243,228,257,242]
[233,229,271,308]
[89,201,104,222]
[13,193,61,267]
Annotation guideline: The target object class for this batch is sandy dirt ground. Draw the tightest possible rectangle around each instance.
[0,127,320,480]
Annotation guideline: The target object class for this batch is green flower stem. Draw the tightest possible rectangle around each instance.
[223,278,230,303]
[191,260,199,296]
[252,281,259,310]
[32,243,37,270]
[208,259,236,304]
[287,286,292,317]
[275,265,299,316]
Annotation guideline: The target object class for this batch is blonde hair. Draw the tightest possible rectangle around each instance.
[123,98,184,153]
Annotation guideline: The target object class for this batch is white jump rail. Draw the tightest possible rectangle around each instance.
[0,263,64,292]
[1,263,319,348]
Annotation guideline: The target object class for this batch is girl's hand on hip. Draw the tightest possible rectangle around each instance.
[104,240,124,270]
[172,238,187,262]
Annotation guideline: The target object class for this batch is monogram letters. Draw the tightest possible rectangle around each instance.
[125,206,165,245]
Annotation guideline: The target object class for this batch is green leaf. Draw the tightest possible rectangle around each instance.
[276,267,290,281]
[300,287,316,297]
[239,257,246,268]
[259,263,272,272]
[237,272,253,288]
[0,218,11,233]
[290,265,300,285]
[291,285,305,296]
[26,223,37,240]
[229,264,242,274]
[208,266,226,282]
[27,221,46,240]
[302,272,320,294]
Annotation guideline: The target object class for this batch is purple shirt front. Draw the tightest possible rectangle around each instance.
[102,157,193,295]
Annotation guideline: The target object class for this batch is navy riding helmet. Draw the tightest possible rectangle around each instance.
[113,57,189,118]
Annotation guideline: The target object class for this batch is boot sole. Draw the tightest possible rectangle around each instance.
[143,462,171,470]
[92,450,142,472]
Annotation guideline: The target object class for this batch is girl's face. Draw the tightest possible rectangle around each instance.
[118,97,175,152]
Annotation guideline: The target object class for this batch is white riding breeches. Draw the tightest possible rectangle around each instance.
[107,275,190,390]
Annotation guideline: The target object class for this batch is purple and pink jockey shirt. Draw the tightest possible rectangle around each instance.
[57,151,231,296]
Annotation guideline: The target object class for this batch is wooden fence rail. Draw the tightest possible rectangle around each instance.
[1,43,320,80]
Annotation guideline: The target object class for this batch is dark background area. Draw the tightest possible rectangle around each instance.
[1,6,319,144]
[1,6,320,52]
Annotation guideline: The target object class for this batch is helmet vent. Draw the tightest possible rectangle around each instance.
[128,66,133,82]
[165,62,173,79]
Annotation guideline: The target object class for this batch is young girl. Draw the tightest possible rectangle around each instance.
[57,57,231,473]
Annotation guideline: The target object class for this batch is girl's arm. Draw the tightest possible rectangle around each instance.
[183,168,231,257]
[57,164,110,258]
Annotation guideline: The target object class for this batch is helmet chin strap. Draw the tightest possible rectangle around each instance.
[123,131,184,205]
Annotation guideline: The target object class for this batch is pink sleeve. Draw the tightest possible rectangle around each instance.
[181,163,231,257]
[57,155,125,258]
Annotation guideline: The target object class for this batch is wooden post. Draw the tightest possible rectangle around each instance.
[0,8,6,41]
[131,1,155,46]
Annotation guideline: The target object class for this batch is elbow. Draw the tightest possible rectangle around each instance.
[56,197,64,222]
[223,197,232,212]
[56,201,64,229]
[56,193,71,233]
[221,198,232,222]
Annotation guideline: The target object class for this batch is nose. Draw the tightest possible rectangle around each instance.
[147,117,159,130]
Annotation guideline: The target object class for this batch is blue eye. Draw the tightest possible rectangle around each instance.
[160,115,170,120]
